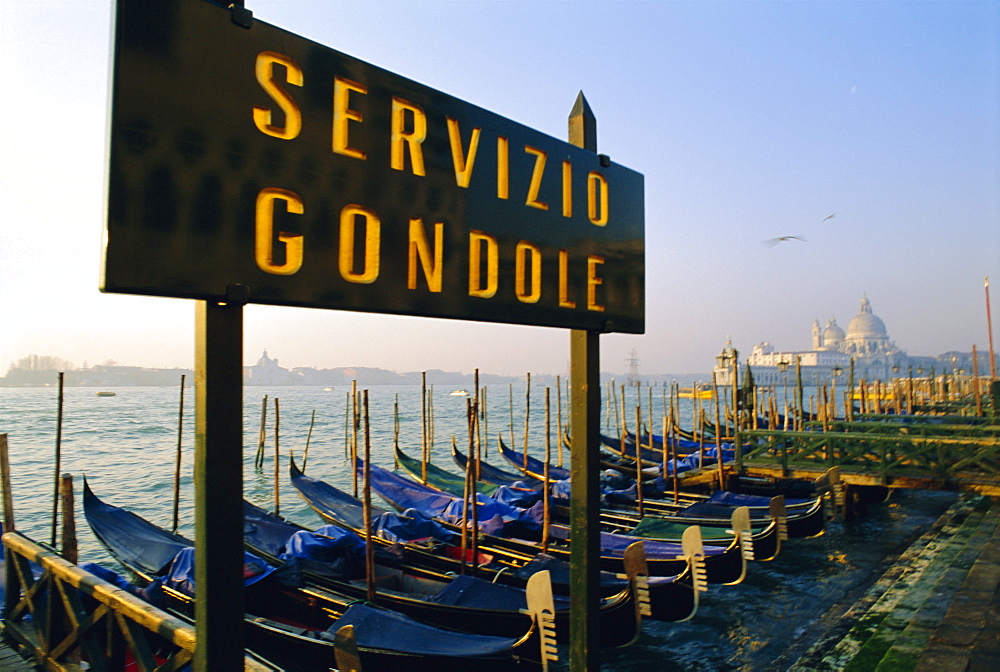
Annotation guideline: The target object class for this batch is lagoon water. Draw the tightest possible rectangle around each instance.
[1,384,958,670]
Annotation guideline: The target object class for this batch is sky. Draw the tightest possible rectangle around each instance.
[1,0,998,378]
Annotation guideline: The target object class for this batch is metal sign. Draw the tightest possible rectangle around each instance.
[103,0,645,333]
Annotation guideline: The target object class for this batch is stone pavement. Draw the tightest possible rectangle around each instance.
[786,493,1000,671]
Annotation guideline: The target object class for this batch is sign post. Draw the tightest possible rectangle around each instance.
[568,92,602,670]
[194,291,246,669]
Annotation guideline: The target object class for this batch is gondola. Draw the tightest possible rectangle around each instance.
[356,457,749,585]
[405,444,780,563]
[241,497,641,647]
[496,438,827,540]
[289,459,703,622]
[82,479,549,671]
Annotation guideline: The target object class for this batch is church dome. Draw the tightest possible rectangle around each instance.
[846,296,887,339]
[823,317,845,344]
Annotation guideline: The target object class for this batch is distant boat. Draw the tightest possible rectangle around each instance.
[323,387,334,391]
[449,389,469,396]
[96,391,116,397]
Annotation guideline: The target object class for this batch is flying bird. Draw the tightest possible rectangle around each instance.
[764,235,806,247]
[821,213,836,223]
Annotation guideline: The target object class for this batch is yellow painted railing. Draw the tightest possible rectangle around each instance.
[1,531,277,672]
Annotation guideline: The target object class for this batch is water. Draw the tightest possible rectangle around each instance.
[0,384,959,670]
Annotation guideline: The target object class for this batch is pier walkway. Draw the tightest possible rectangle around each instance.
[783,493,1000,671]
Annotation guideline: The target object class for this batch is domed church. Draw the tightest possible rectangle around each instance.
[719,295,912,386]
[813,295,901,360]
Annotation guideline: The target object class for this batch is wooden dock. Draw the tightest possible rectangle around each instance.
[0,633,37,671]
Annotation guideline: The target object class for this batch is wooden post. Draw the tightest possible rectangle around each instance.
[568,90,601,672]
[255,395,267,469]
[50,371,65,547]
[172,375,186,534]
[255,399,267,469]
[352,380,359,496]
[474,369,482,480]
[1,434,19,619]
[194,294,245,671]
[362,391,375,602]
[273,398,281,515]
[795,355,804,430]
[972,345,983,416]
[986,276,996,381]
[343,392,351,458]
[60,474,78,565]
[523,372,531,471]
[543,388,551,555]
[467,399,479,575]
[421,372,428,483]
[610,380,621,443]
[303,409,316,471]
[508,384,515,454]
[619,385,628,456]
[556,375,564,468]
[634,405,644,515]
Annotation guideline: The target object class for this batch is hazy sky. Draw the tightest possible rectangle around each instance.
[2,0,997,378]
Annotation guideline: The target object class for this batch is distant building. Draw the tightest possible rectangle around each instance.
[713,295,990,386]
[244,350,300,385]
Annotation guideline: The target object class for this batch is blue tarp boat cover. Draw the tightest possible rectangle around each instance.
[280,525,367,563]
[80,562,167,608]
[365,460,544,534]
[426,573,570,611]
[243,500,302,556]
[676,501,775,520]
[371,508,455,545]
[323,603,519,657]
[164,547,275,597]
[706,491,809,507]
[544,524,691,559]
[489,483,544,507]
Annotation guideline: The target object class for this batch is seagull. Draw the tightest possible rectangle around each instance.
[821,213,836,224]
[764,235,806,247]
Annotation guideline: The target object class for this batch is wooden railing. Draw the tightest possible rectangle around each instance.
[1,531,277,672]
[734,428,1000,484]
